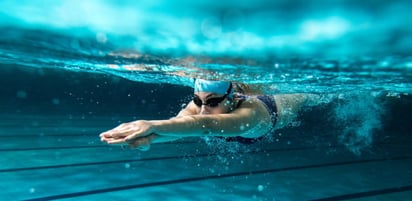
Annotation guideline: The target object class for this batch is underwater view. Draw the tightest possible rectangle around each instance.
[1,0,412,200]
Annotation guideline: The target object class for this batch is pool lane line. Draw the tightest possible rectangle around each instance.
[310,185,412,201]
[0,144,409,173]
[0,156,182,173]
[0,140,198,151]
[0,145,107,151]
[21,156,412,201]
[0,141,198,151]
[0,141,306,151]
[0,146,320,173]
[0,132,120,137]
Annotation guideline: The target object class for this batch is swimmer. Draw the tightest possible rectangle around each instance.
[100,79,320,150]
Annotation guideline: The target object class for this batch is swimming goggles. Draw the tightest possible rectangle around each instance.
[193,83,232,107]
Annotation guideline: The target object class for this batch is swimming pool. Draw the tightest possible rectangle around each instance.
[1,1,412,200]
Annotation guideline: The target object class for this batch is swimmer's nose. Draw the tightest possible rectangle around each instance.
[200,105,210,114]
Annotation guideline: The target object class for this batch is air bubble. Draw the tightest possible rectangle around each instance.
[239,125,245,130]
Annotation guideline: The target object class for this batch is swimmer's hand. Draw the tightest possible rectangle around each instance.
[99,120,156,148]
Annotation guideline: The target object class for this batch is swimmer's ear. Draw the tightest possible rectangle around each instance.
[233,82,262,94]
[233,82,247,94]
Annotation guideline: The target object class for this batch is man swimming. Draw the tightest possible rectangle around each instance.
[100,79,319,150]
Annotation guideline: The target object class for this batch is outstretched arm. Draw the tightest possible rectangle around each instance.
[100,99,272,145]
[100,102,197,147]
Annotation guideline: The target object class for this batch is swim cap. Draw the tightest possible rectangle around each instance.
[194,79,233,96]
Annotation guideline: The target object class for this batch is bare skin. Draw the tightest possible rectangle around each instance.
[100,92,319,150]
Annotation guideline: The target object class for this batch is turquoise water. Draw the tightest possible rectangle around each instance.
[1,1,412,200]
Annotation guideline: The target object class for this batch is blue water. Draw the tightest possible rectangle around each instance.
[1,0,411,92]
[1,1,412,200]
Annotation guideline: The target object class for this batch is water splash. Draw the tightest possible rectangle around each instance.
[202,136,258,163]
[334,93,384,155]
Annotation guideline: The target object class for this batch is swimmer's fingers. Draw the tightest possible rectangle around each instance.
[100,128,142,143]
[99,122,137,139]
[105,138,128,145]
[100,120,153,140]
[100,133,115,142]
[100,130,129,139]
[100,131,128,143]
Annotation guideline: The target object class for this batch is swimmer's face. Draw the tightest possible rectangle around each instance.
[193,92,232,114]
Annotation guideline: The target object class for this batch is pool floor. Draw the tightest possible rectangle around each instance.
[1,114,411,201]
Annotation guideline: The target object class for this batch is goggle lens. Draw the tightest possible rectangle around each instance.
[193,96,225,107]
